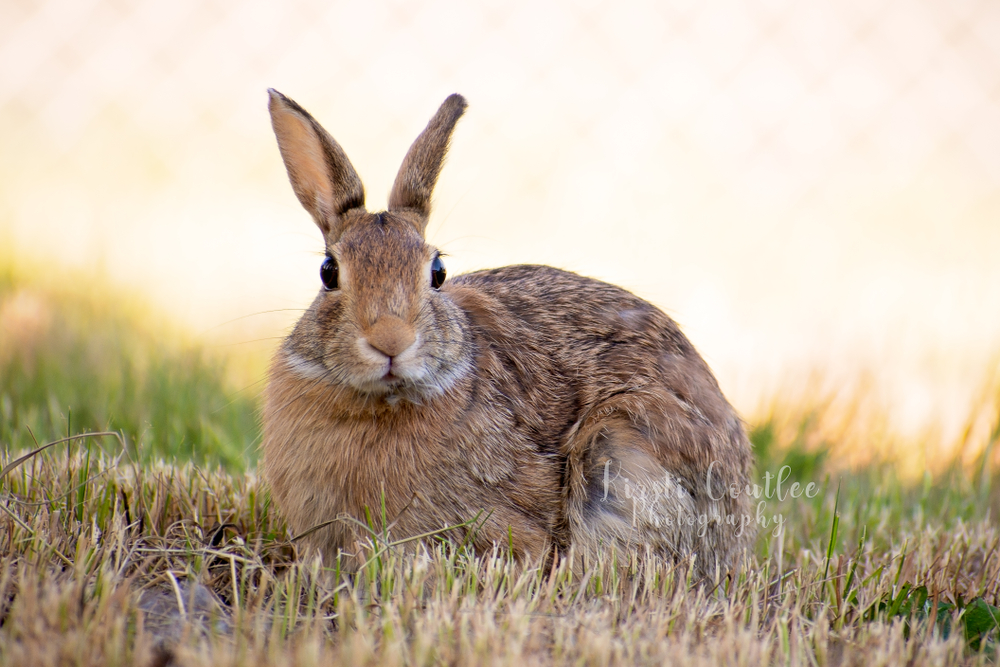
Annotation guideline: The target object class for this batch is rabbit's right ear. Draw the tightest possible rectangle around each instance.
[388,94,467,234]
[268,89,365,238]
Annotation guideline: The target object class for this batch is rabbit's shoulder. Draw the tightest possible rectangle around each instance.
[446,264,737,425]
[449,264,692,354]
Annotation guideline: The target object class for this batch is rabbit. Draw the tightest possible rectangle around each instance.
[261,90,755,577]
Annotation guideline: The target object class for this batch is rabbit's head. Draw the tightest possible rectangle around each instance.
[268,90,471,402]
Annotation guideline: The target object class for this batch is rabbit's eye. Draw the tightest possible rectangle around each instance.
[320,255,339,290]
[430,255,446,289]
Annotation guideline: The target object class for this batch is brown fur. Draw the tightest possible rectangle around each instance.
[262,90,755,576]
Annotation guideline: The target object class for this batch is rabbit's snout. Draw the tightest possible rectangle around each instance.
[362,315,417,360]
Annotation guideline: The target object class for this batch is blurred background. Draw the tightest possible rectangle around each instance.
[1,0,999,464]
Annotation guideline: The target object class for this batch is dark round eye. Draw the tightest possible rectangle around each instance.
[320,255,339,291]
[430,255,446,289]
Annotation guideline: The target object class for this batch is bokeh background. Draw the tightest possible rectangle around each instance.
[2,0,999,458]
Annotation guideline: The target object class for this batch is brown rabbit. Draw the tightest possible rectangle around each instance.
[262,90,755,576]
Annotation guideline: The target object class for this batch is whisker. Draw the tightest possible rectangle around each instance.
[197,309,310,337]
[209,336,289,348]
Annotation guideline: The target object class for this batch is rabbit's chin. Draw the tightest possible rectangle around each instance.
[282,350,469,404]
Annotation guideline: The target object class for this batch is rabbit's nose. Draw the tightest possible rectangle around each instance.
[364,316,416,358]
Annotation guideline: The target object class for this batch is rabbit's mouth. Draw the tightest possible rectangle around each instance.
[359,364,416,394]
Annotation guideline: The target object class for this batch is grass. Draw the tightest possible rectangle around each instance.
[1,256,999,665]
[0,254,260,470]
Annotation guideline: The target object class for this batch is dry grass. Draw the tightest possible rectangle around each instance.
[0,429,998,666]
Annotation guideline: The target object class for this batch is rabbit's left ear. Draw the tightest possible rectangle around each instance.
[268,89,366,238]
[388,94,467,235]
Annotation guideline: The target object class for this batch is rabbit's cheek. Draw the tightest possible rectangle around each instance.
[283,350,330,381]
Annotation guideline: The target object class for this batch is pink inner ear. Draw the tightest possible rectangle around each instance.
[271,106,335,229]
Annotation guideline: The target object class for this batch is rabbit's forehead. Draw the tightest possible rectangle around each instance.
[335,219,431,275]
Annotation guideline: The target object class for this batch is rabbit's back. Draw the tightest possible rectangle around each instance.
[450,263,737,438]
